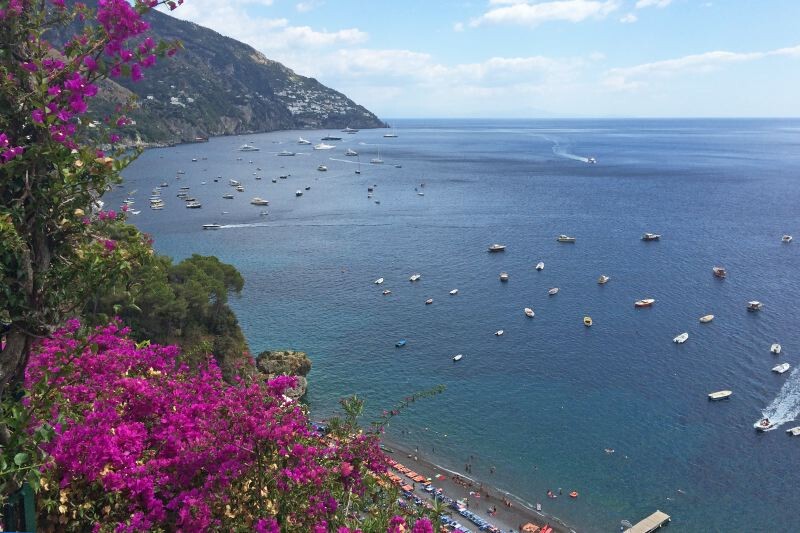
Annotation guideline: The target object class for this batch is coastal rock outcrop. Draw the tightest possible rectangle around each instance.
[255,350,312,400]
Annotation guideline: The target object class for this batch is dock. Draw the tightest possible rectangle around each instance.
[625,510,671,533]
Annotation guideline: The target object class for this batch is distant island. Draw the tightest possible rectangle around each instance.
[77,8,386,146]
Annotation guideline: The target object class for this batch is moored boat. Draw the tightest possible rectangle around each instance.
[712,266,727,278]
[557,234,576,243]
[673,332,689,344]
[395,339,407,348]
[642,233,661,241]
[382,290,391,295]
[297,137,312,145]
[635,298,655,307]
[747,300,763,312]
[277,150,295,156]
[374,278,384,285]
[185,201,202,209]
[238,144,259,152]
[295,190,303,197]
[345,148,358,156]
[583,316,592,327]
[222,194,234,199]
[548,287,559,295]
[425,298,433,305]
[499,272,509,282]
[708,390,732,401]
[452,354,463,362]
[782,234,793,243]
[771,343,782,354]
[699,314,714,323]
[597,274,610,284]
[313,143,335,150]
[409,273,421,282]
[317,165,328,171]
[772,363,791,374]
[787,426,800,436]
[488,244,506,252]
[524,307,535,318]
[535,262,544,271]
[449,289,458,295]
[495,330,504,336]
[250,197,269,206]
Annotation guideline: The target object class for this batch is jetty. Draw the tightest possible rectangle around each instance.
[625,510,671,533]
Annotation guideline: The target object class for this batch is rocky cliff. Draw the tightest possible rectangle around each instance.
[255,350,312,400]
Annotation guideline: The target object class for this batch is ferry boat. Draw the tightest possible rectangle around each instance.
[642,233,661,241]
[635,298,655,307]
[557,234,576,243]
[488,244,506,252]
[238,144,259,152]
[708,390,732,401]
[712,266,727,278]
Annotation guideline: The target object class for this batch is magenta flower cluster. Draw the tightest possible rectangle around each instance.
[25,320,436,531]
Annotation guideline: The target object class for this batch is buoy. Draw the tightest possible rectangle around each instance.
[569,491,578,498]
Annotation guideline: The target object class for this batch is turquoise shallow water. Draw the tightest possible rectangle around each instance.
[110,119,800,532]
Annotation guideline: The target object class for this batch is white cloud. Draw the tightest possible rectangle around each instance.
[296,1,323,13]
[619,13,637,23]
[453,22,465,32]
[469,0,621,27]
[635,0,672,8]
[603,44,800,90]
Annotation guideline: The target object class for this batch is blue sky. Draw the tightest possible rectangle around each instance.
[164,0,800,118]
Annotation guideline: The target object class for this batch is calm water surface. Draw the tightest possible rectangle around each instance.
[111,119,800,532]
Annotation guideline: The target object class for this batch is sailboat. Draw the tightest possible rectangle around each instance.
[355,155,361,174]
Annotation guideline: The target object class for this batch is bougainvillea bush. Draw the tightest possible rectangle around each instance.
[22,320,434,531]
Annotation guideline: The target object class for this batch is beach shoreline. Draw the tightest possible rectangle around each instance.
[381,438,577,533]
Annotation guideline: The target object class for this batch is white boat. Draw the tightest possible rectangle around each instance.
[345,148,358,156]
[557,234,576,243]
[129,210,141,215]
[383,132,398,138]
[313,143,335,150]
[425,298,433,305]
[277,150,295,156]
[185,202,202,209]
[782,235,793,243]
[747,301,764,312]
[382,290,391,295]
[297,137,312,145]
[295,190,303,197]
[222,194,234,199]
[787,426,800,436]
[699,314,714,323]
[495,330,504,336]
[635,298,655,307]
[754,418,775,431]
[597,275,610,284]
[771,343,782,355]
[374,278,384,285]
[587,157,596,164]
[449,289,458,295]
[235,185,245,192]
[202,224,221,230]
[535,262,544,271]
[409,273,421,282]
[772,363,791,374]
[708,390,732,401]
[488,244,506,252]
[229,179,240,186]
[250,198,269,206]
[317,165,328,171]
[673,332,689,344]
[452,354,463,362]
[238,144,259,152]
[548,287,559,295]
[642,233,661,241]
[342,127,359,134]
[499,272,509,282]
[524,307,534,318]
[370,157,384,164]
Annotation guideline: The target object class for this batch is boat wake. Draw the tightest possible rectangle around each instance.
[547,137,590,163]
[758,367,800,430]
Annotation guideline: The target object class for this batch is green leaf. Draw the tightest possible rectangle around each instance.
[14,452,29,466]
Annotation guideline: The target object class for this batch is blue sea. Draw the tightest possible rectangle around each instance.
[110,119,800,532]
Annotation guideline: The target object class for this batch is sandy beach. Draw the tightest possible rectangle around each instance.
[382,439,577,533]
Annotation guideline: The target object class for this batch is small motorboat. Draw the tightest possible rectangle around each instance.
[583,316,592,327]
[425,298,433,305]
[782,235,793,243]
[673,332,689,344]
[499,272,509,282]
[548,287,559,295]
[374,278,384,285]
[409,273,421,282]
[712,266,726,278]
[708,390,732,401]
[535,262,544,271]
[395,339,407,348]
[755,418,775,431]
[787,426,800,436]
[597,275,610,285]
[382,290,391,295]
[185,202,202,209]
[524,307,535,318]
[772,363,791,374]
[635,298,655,307]
[557,234,576,243]
[202,224,221,230]
[452,354,463,362]
[771,343,782,355]
[747,301,764,312]
[317,165,328,171]
[642,233,661,241]
[295,190,303,197]
[345,148,358,156]
[449,289,458,295]
[488,244,506,252]
[305,186,311,191]
[250,197,269,206]
[495,330,504,336]
[699,314,714,323]
[235,185,245,192]
[271,178,277,183]
[297,137,312,145]
[277,150,295,156]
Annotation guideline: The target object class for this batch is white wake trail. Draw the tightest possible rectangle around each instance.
[758,367,800,430]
